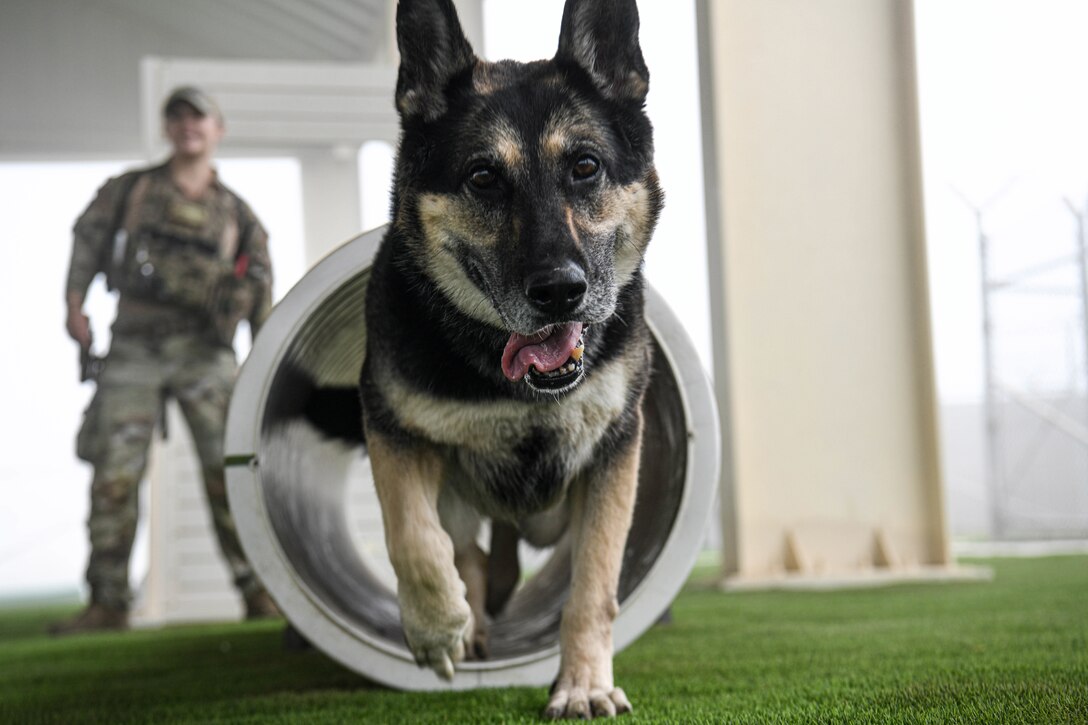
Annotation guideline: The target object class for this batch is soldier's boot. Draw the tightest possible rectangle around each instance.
[48,602,128,636]
[244,589,281,620]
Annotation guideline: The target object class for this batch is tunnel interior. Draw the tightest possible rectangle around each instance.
[254,268,689,661]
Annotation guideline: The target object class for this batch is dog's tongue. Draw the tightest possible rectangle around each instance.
[502,322,584,382]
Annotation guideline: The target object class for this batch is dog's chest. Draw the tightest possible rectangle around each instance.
[382,359,630,512]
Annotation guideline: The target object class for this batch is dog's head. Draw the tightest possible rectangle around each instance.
[392,0,663,394]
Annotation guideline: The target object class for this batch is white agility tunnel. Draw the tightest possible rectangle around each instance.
[224,225,720,690]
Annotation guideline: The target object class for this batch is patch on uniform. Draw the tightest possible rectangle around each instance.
[168,200,209,228]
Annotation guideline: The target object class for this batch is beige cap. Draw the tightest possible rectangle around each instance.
[162,86,221,119]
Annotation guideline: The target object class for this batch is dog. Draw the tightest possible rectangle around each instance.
[360,0,663,717]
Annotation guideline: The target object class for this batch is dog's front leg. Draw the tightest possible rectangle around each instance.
[368,433,471,681]
[546,413,643,719]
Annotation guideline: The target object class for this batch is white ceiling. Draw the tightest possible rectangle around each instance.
[0,0,392,157]
[99,0,390,63]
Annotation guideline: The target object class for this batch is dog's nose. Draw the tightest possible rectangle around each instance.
[524,263,587,315]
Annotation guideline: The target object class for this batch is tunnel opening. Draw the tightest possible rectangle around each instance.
[255,267,687,660]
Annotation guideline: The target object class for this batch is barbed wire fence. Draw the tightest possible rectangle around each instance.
[955,180,1088,540]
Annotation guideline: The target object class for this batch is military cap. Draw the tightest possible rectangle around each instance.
[163,86,221,120]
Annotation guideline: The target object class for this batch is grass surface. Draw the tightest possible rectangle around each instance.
[1,556,1085,724]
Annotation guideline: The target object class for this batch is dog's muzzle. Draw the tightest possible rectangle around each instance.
[501,322,586,393]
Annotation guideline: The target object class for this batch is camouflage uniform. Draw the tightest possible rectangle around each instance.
[67,161,272,610]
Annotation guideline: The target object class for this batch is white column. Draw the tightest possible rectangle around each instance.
[698,0,952,584]
[299,146,364,265]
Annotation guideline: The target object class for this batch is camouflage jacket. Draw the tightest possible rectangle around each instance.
[66,161,273,344]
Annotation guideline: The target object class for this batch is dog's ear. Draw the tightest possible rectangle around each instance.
[395,0,476,121]
[556,0,649,103]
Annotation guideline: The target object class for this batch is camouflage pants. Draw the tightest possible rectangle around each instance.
[79,331,260,609]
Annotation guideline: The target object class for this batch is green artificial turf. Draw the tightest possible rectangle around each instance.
[1,556,1085,724]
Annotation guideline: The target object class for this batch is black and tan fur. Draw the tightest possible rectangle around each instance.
[361,0,662,717]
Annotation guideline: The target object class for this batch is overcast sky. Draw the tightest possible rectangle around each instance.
[915,0,1088,403]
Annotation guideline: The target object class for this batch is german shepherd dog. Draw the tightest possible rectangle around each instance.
[362,0,662,717]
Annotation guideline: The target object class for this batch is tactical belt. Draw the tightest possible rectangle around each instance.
[111,311,208,339]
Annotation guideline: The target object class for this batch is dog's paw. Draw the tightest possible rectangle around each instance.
[544,683,632,719]
[399,591,472,681]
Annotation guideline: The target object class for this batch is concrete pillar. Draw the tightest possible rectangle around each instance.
[698,0,955,585]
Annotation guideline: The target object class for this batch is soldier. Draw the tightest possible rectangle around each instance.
[51,86,278,635]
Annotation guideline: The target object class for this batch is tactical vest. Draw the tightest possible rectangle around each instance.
[104,167,258,342]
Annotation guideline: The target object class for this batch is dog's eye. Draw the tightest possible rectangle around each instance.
[468,165,499,191]
[572,155,600,181]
